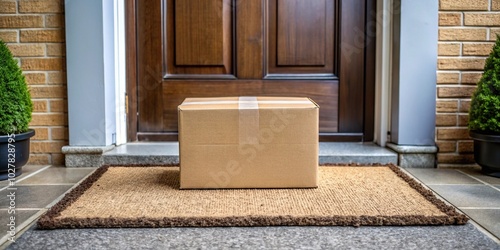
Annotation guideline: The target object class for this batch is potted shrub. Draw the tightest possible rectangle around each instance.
[0,40,35,181]
[469,35,500,177]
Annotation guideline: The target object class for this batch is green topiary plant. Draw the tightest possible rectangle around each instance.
[468,35,500,134]
[0,40,33,135]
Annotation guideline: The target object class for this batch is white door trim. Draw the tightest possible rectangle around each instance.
[114,0,127,145]
[374,0,393,147]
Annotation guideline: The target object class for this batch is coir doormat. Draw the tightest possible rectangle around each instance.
[38,164,468,229]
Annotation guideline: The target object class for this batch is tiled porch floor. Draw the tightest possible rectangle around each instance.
[1,164,499,248]
[405,167,500,242]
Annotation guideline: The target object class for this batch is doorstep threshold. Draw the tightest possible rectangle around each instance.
[101,142,397,166]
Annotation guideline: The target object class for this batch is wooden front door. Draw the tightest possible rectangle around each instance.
[128,0,375,141]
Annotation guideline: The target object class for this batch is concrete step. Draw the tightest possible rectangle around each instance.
[101,142,398,166]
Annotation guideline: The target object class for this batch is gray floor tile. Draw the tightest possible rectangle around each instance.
[0,165,49,188]
[17,167,95,185]
[428,185,500,208]
[15,165,49,177]
[458,168,500,185]
[406,168,482,185]
[1,176,12,188]
[0,185,73,209]
[462,208,500,240]
[0,209,40,243]
[0,209,40,229]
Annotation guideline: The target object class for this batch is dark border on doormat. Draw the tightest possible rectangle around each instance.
[37,164,468,229]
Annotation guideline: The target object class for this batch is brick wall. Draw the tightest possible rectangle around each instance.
[0,0,67,165]
[437,0,498,166]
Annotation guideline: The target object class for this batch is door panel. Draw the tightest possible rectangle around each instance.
[277,0,326,66]
[174,0,227,66]
[137,0,163,132]
[133,0,374,141]
[166,0,233,77]
[267,0,335,77]
[235,0,263,79]
[339,0,365,133]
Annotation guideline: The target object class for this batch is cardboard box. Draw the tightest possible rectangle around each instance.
[178,96,319,189]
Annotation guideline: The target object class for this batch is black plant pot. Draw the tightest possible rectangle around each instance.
[470,131,500,178]
[0,129,35,181]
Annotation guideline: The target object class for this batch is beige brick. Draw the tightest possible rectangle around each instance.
[459,100,472,112]
[31,141,66,153]
[31,113,67,126]
[463,43,494,56]
[438,87,477,98]
[437,153,475,164]
[440,0,488,10]
[51,153,65,165]
[437,128,470,140]
[19,0,63,13]
[7,44,45,57]
[24,72,46,85]
[50,151,68,166]
[489,28,500,41]
[20,29,65,43]
[494,0,500,10]
[439,28,487,41]
[458,114,469,126]
[32,127,49,140]
[436,141,456,153]
[438,58,485,70]
[438,43,460,56]
[461,72,483,84]
[45,14,64,28]
[437,72,460,84]
[32,100,48,112]
[30,86,66,98]
[51,127,68,140]
[439,13,462,26]
[437,100,458,112]
[47,72,66,84]
[49,99,67,112]
[46,43,65,56]
[0,31,17,42]
[0,1,16,13]
[436,114,457,126]
[464,13,500,26]
[21,58,64,71]
[458,141,474,153]
[0,16,43,28]
[28,154,50,165]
